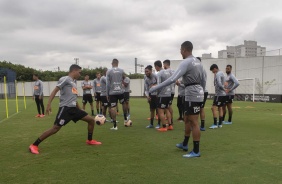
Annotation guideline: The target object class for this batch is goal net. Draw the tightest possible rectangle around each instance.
[235,78,256,102]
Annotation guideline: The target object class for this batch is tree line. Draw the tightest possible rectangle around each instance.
[0,61,144,81]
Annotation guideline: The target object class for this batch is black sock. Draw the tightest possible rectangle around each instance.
[179,110,183,119]
[228,115,232,122]
[171,119,173,125]
[91,110,94,115]
[100,109,102,114]
[150,118,154,125]
[97,109,99,114]
[223,113,226,121]
[88,133,93,141]
[219,117,223,125]
[113,121,117,128]
[124,113,127,120]
[33,138,42,146]
[158,118,161,125]
[213,117,217,125]
[201,120,205,128]
[193,141,200,153]
[183,136,190,146]
[162,124,166,128]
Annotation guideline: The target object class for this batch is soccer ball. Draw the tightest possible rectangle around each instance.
[124,120,132,127]
[95,114,106,125]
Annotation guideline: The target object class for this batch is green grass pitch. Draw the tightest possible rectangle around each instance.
[0,97,282,184]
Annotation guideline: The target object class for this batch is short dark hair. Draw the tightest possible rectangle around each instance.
[210,64,218,71]
[33,74,39,77]
[163,59,170,66]
[226,64,232,69]
[103,68,107,75]
[112,58,119,64]
[69,64,82,72]
[154,60,162,68]
[181,41,193,52]
[145,65,153,70]
[196,57,201,62]
[85,74,89,77]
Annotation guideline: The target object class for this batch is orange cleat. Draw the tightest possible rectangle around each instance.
[29,144,39,154]
[157,127,167,132]
[86,140,102,145]
[167,125,174,130]
[35,114,41,118]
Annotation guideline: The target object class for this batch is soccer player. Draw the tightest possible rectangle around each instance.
[33,74,45,118]
[176,78,185,122]
[196,57,208,131]
[153,60,172,132]
[144,65,158,128]
[29,64,101,154]
[209,64,226,129]
[93,72,102,114]
[106,59,130,130]
[100,69,111,120]
[223,65,239,124]
[149,41,205,158]
[81,74,94,116]
[163,59,175,125]
[123,73,130,116]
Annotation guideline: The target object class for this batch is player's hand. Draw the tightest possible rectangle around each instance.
[225,89,230,94]
[149,86,156,93]
[147,96,151,102]
[46,104,52,115]
[39,96,42,100]
[175,80,180,86]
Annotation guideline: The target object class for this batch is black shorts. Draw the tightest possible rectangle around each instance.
[177,95,184,109]
[226,95,234,104]
[95,92,101,101]
[157,97,171,109]
[124,92,130,102]
[213,96,226,107]
[101,96,109,107]
[54,106,88,126]
[184,101,202,115]
[169,94,175,105]
[82,94,93,104]
[200,92,209,108]
[149,95,157,110]
[109,94,125,107]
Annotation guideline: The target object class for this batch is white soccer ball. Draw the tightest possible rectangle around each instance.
[124,120,133,127]
[95,114,106,125]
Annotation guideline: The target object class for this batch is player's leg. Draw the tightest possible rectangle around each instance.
[157,97,169,132]
[200,92,208,131]
[80,114,102,145]
[227,103,233,123]
[166,107,173,130]
[35,96,41,117]
[39,98,45,116]
[210,96,218,129]
[82,95,87,110]
[168,94,174,125]
[157,108,166,131]
[121,95,129,123]
[109,96,118,130]
[177,96,183,121]
[218,96,225,127]
[88,94,94,116]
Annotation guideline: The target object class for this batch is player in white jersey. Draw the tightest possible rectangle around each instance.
[93,72,102,114]
[81,74,94,116]
[122,73,130,116]
[223,65,239,124]
[209,64,226,129]
[29,64,101,154]
[33,74,45,118]
[150,41,205,158]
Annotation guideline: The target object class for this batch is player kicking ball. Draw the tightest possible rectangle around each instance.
[29,64,101,154]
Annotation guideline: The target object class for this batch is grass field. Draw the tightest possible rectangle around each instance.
[0,97,282,184]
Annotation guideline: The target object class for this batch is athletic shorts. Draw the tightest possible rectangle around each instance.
[226,95,234,104]
[157,97,171,109]
[169,94,175,105]
[149,95,157,109]
[101,96,109,107]
[124,92,130,102]
[54,106,88,126]
[200,92,209,108]
[95,92,101,101]
[82,94,93,104]
[109,94,125,107]
[184,101,202,115]
[213,96,226,107]
[177,95,184,109]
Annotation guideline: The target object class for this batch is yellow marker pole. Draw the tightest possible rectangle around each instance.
[15,80,19,113]
[23,82,26,109]
[4,76,8,118]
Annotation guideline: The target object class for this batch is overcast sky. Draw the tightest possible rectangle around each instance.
[1,0,282,73]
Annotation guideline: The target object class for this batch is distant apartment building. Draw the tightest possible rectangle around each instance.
[218,40,266,58]
[202,53,212,59]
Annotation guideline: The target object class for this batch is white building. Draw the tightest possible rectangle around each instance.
[218,40,266,58]
[202,53,212,59]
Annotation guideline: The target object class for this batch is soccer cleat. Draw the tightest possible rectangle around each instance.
[200,127,206,131]
[209,124,218,129]
[40,114,45,118]
[218,125,223,128]
[183,151,201,158]
[35,114,41,118]
[223,121,232,125]
[176,143,188,151]
[157,127,167,132]
[110,126,118,130]
[155,124,160,129]
[167,125,174,130]
[86,140,102,145]
[146,124,154,128]
[29,144,39,154]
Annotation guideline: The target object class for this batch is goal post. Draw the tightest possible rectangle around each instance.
[235,78,256,102]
